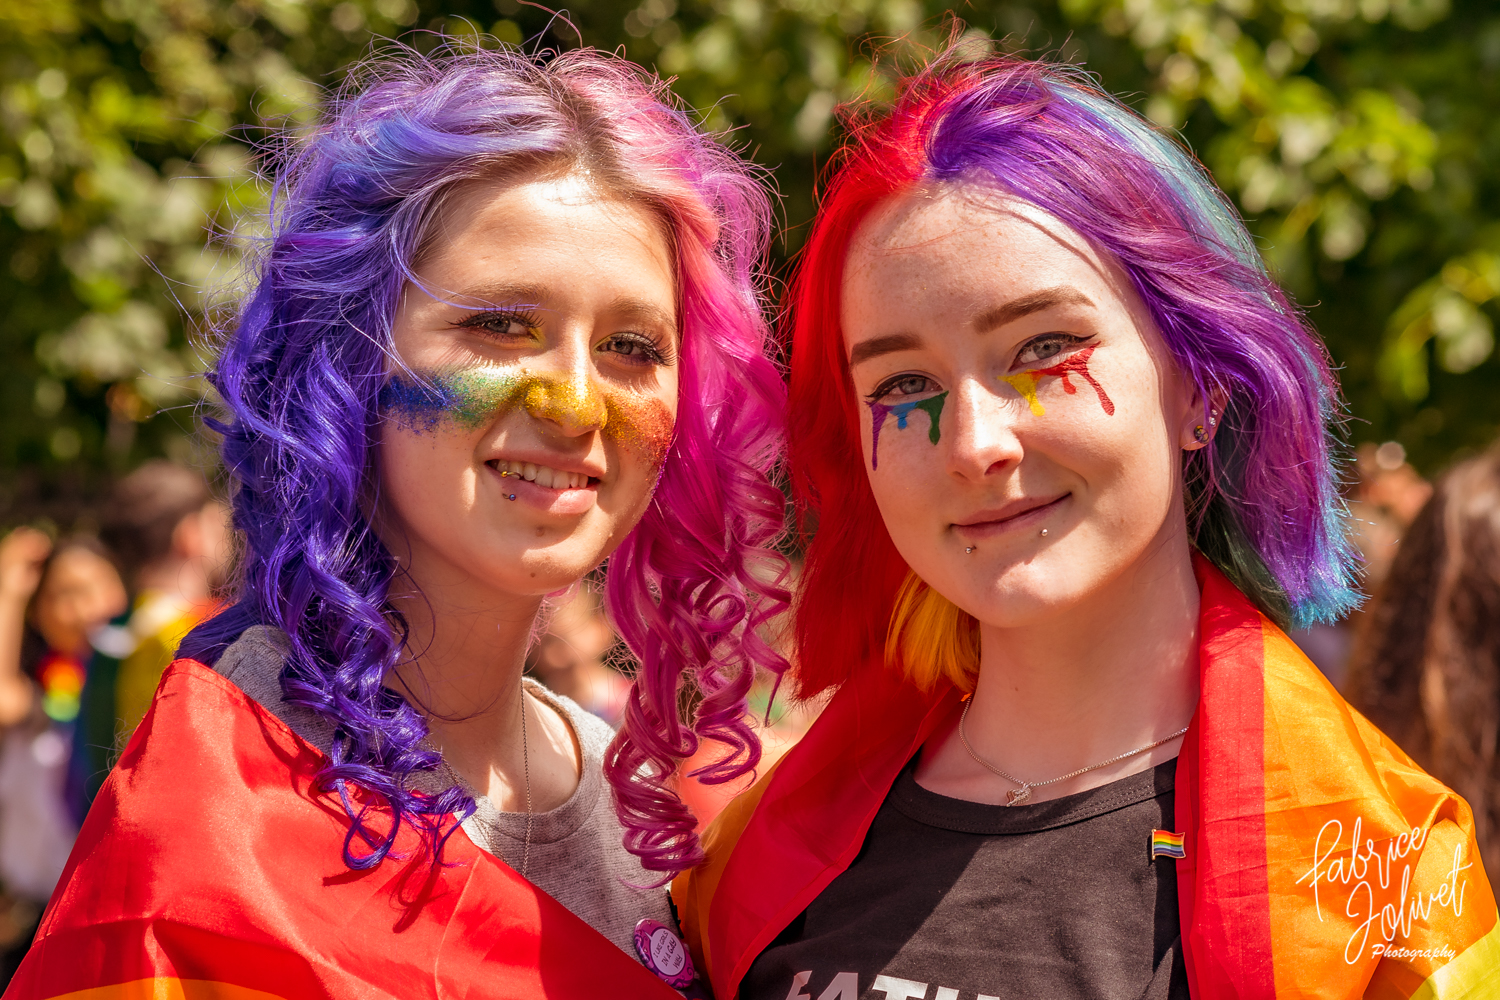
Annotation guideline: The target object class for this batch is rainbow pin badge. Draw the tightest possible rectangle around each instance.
[1151,829,1186,861]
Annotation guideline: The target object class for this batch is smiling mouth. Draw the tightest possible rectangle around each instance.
[486,459,598,490]
[954,494,1070,536]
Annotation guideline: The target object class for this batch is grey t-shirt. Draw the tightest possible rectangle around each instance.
[213,625,672,957]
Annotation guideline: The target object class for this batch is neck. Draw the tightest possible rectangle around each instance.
[918,534,1201,805]
[386,570,580,814]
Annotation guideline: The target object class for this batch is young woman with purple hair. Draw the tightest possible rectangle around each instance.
[11,44,786,998]
[674,51,1498,1000]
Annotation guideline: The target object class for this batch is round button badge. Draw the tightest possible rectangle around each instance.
[633,918,696,989]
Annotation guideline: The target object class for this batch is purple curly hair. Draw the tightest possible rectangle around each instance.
[181,43,789,873]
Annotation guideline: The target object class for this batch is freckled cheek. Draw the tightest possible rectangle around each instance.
[602,394,676,472]
[376,426,479,515]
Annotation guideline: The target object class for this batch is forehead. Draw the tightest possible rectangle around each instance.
[43,547,114,588]
[426,172,675,276]
[845,185,1110,288]
[839,184,1153,346]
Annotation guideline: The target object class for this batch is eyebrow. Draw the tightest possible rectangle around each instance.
[443,286,676,334]
[441,282,549,311]
[848,333,923,368]
[608,297,679,338]
[972,287,1095,334]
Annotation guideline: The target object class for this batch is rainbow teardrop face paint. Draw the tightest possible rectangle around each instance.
[997,345,1115,417]
[866,391,948,470]
[379,366,675,469]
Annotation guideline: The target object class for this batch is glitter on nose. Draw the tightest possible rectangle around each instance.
[522,373,609,433]
[382,363,675,467]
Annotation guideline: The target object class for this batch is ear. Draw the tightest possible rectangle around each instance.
[1178,381,1229,452]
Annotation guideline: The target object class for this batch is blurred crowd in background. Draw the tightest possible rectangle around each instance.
[1,435,1499,981]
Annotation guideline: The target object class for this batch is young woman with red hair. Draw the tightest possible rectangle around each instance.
[672,51,1498,1000]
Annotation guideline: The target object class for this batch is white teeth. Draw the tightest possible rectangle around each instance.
[493,459,589,490]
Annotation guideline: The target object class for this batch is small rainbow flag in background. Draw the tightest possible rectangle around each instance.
[1151,829,1186,860]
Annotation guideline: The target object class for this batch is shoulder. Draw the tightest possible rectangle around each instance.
[525,678,615,760]
[672,758,786,984]
[213,626,337,752]
[215,625,288,690]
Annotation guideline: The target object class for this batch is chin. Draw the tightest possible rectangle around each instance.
[961,568,1088,629]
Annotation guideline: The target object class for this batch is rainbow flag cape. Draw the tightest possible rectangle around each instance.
[673,558,1500,999]
[7,658,680,1000]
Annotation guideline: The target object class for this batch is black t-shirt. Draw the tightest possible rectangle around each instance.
[741,757,1189,1000]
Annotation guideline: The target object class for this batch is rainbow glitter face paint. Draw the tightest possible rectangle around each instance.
[380,366,674,468]
[866,391,947,470]
[997,345,1115,417]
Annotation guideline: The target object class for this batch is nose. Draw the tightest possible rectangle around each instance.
[945,376,1024,481]
[521,368,608,436]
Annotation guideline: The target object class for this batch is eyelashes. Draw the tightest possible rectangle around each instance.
[864,333,1097,400]
[868,372,941,401]
[598,331,676,367]
[451,309,676,368]
[451,308,543,339]
[1012,332,1092,368]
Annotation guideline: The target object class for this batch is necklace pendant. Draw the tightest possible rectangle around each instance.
[1006,785,1032,806]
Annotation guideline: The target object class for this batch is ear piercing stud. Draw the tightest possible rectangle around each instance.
[1193,425,1209,444]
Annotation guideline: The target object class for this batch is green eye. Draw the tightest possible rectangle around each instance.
[599,333,669,366]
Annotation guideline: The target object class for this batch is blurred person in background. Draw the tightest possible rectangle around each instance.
[526,587,630,726]
[73,461,229,812]
[1291,440,1434,687]
[0,528,126,979]
[1347,441,1500,880]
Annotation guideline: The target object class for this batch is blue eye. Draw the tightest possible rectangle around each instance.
[1014,333,1089,367]
[869,373,940,400]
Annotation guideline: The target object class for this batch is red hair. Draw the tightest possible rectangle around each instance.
[785,81,936,697]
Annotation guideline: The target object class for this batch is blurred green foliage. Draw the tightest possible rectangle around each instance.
[1,0,1496,519]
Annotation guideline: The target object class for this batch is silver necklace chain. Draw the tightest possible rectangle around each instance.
[958,696,1189,806]
[430,683,533,878]
[518,685,532,879]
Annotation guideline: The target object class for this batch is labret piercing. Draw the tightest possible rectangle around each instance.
[966,527,1047,554]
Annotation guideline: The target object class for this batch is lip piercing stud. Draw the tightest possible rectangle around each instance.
[506,494,517,501]
[1040,528,1049,537]
[965,546,976,554]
